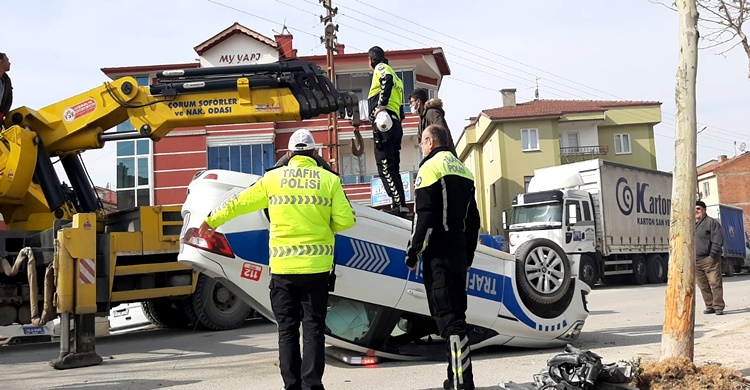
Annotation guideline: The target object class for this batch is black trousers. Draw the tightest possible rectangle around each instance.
[423,254,468,337]
[270,272,329,390]
[373,121,405,207]
[423,254,474,389]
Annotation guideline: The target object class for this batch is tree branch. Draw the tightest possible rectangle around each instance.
[650,0,677,11]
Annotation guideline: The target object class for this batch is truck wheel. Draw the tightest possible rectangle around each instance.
[578,254,599,288]
[631,255,648,285]
[723,259,735,277]
[646,254,665,284]
[191,274,252,331]
[142,299,193,328]
[515,238,572,305]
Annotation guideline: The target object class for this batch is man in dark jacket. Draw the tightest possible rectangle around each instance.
[0,52,13,121]
[405,124,480,390]
[409,88,456,156]
[695,200,725,315]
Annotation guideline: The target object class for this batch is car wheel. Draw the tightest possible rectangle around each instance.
[630,255,648,285]
[191,274,252,331]
[578,254,599,288]
[142,299,193,328]
[515,238,572,305]
[646,254,665,284]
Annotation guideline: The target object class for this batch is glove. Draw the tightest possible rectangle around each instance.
[405,255,418,269]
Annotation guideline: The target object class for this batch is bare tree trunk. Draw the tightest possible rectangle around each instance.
[661,0,699,361]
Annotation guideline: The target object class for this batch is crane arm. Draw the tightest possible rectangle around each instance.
[0,60,362,228]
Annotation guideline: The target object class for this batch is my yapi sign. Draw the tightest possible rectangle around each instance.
[219,53,262,65]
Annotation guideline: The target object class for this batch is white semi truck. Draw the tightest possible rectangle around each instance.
[504,159,673,287]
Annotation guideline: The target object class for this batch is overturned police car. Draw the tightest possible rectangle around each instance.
[177,169,590,361]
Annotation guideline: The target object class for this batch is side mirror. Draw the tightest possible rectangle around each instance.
[568,204,578,225]
[502,211,508,230]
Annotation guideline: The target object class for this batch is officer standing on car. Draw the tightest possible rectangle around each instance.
[367,46,408,217]
[405,124,481,390]
[199,129,356,390]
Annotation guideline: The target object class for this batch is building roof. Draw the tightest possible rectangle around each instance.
[193,22,277,55]
[481,99,662,121]
[698,152,750,175]
[101,62,200,76]
[299,47,451,76]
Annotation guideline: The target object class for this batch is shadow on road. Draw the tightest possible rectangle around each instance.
[576,323,707,349]
[46,379,200,390]
[0,319,277,366]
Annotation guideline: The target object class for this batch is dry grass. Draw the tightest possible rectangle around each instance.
[630,357,750,390]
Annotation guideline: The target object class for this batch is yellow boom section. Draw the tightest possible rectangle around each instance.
[0,60,362,229]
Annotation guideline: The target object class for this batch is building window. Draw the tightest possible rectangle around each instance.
[567,133,580,148]
[702,181,710,197]
[207,144,274,175]
[524,175,533,192]
[336,70,415,113]
[116,138,151,210]
[521,128,539,151]
[614,133,632,154]
[491,183,497,207]
[488,138,494,162]
[341,152,370,185]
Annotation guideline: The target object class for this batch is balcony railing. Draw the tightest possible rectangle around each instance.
[560,145,609,156]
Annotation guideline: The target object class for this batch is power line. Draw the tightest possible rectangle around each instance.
[328,0,750,144]
[211,0,745,157]
[331,1,749,150]
[207,0,319,39]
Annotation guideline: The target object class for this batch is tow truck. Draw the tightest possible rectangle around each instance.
[0,59,363,368]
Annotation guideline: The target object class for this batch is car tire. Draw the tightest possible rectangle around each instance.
[515,238,572,305]
[646,254,665,284]
[191,274,252,331]
[578,254,599,288]
[630,255,648,285]
[142,299,193,328]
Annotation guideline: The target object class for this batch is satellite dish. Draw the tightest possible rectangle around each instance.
[740,142,747,152]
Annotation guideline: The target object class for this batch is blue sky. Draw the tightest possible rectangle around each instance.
[5,0,750,187]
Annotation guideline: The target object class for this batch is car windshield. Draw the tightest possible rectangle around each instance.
[511,203,562,225]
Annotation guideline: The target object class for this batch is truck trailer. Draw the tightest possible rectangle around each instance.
[504,159,673,287]
[705,204,747,276]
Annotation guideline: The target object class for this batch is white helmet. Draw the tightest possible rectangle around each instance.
[374,111,393,132]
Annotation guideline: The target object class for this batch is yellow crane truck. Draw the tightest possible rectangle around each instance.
[0,59,363,369]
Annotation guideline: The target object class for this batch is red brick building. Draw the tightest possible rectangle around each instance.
[101,23,450,209]
[697,152,750,233]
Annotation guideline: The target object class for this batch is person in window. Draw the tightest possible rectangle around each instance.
[367,46,407,217]
[409,88,456,156]
[406,125,481,390]
[0,52,13,122]
[695,200,725,315]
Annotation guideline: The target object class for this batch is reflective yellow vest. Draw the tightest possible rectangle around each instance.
[205,155,356,274]
[368,62,404,118]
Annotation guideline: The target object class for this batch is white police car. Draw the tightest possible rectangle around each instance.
[177,170,590,361]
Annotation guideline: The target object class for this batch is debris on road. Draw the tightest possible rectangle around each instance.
[500,344,636,389]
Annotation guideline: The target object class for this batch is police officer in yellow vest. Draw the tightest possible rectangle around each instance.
[199,129,356,390]
[368,46,408,217]
[405,125,481,390]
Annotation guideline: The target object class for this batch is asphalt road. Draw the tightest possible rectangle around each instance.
[2,275,749,390]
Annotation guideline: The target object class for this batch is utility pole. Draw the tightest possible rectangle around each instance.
[321,0,339,172]
[661,0,699,361]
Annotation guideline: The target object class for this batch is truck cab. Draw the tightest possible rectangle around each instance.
[505,188,596,283]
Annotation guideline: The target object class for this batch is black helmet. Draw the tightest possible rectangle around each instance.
[368,46,386,68]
